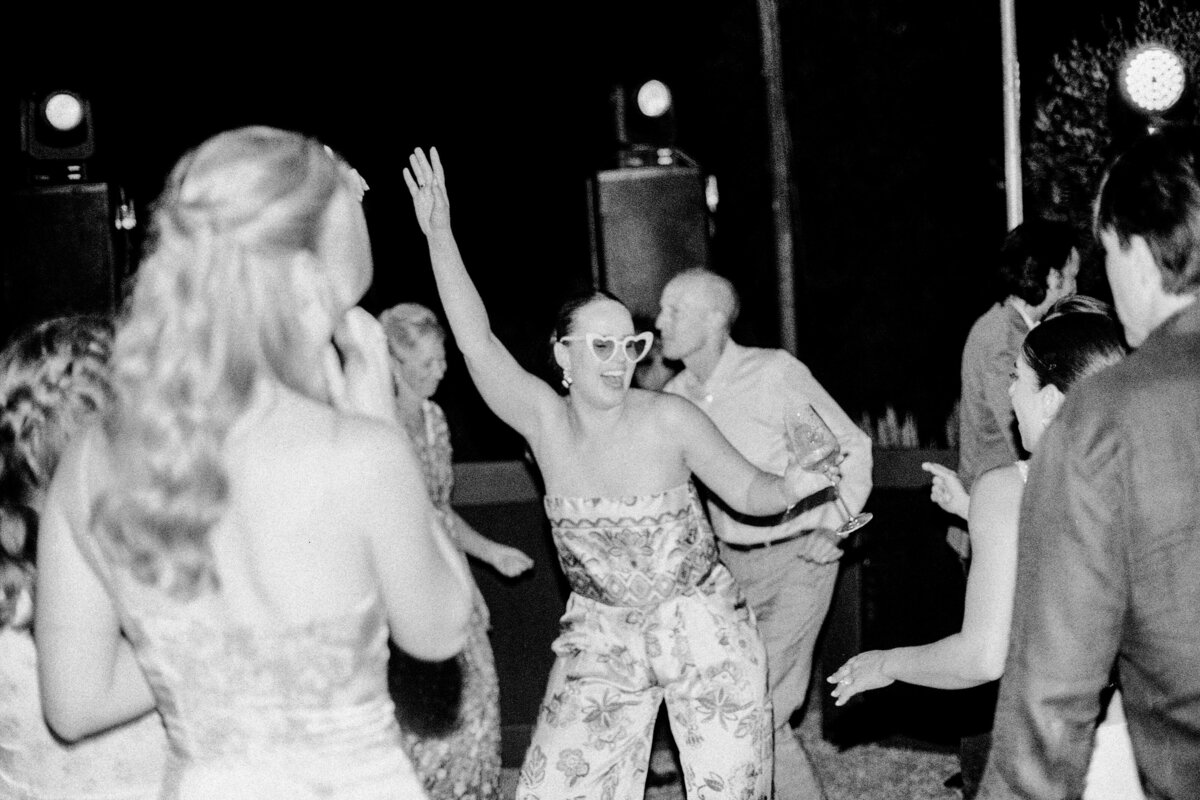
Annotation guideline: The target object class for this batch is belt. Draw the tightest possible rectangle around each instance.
[722,529,817,552]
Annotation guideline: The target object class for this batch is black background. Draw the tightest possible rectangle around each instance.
[6,0,1147,459]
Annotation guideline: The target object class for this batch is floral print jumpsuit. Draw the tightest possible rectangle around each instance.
[517,483,771,800]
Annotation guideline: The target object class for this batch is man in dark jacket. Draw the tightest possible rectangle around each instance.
[979,127,1200,798]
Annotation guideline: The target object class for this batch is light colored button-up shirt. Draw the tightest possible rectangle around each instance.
[663,340,873,545]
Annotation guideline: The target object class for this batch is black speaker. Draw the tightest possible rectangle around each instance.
[4,183,127,345]
[587,164,710,322]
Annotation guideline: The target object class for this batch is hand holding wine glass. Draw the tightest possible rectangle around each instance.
[784,403,873,537]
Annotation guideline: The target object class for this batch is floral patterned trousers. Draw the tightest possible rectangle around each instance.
[517,566,772,800]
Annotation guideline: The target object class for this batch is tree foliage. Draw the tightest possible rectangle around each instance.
[1026,1,1200,229]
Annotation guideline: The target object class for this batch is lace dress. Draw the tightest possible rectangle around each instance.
[516,483,771,800]
[72,520,426,800]
[397,399,501,800]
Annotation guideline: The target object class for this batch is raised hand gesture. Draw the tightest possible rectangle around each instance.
[403,147,451,238]
[921,461,970,520]
[323,307,398,425]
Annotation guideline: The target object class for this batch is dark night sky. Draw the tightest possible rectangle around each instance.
[8,0,1151,459]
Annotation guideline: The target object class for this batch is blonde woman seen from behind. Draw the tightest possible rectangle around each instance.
[35,127,473,800]
[0,315,167,799]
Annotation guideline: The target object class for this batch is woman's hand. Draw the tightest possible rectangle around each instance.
[827,650,894,706]
[323,307,397,424]
[782,459,839,507]
[489,543,534,578]
[921,462,970,520]
[403,147,451,238]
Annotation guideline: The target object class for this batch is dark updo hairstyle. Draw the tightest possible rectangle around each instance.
[996,218,1078,305]
[547,288,626,391]
[0,315,113,628]
[1021,296,1127,394]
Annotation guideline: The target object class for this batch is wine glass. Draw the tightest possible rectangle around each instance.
[783,403,873,537]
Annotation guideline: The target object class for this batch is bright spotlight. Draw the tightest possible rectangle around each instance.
[1119,44,1187,116]
[43,92,85,132]
[637,80,672,118]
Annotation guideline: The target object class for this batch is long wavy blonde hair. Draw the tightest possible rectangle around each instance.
[92,126,358,600]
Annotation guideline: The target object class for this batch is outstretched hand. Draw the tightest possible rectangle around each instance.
[921,462,970,520]
[782,457,840,508]
[403,147,451,237]
[827,650,894,706]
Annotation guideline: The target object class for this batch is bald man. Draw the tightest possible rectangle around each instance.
[657,268,872,800]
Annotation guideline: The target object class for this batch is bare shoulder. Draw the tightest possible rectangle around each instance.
[46,422,114,524]
[326,413,416,479]
[643,388,700,420]
[257,397,418,499]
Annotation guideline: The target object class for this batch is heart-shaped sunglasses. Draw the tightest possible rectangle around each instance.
[558,331,655,364]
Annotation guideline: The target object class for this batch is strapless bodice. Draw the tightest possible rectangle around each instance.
[112,591,420,799]
[543,482,719,607]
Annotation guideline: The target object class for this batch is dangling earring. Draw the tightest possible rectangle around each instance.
[561,369,573,390]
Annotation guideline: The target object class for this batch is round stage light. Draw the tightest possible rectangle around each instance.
[43,92,86,132]
[1119,44,1187,115]
[636,80,672,118]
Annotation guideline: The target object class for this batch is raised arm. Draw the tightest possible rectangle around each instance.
[324,309,474,661]
[662,394,830,516]
[404,148,559,443]
[353,422,474,661]
[35,430,158,742]
[828,465,1021,704]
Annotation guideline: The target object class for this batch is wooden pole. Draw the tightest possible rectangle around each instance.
[757,0,799,354]
[1001,0,1024,229]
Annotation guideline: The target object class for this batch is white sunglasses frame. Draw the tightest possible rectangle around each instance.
[558,331,655,364]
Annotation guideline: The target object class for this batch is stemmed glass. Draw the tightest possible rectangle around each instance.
[784,403,873,537]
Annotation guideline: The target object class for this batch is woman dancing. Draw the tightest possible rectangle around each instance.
[0,315,167,799]
[380,301,533,799]
[35,127,474,799]
[830,297,1136,800]
[405,148,832,800]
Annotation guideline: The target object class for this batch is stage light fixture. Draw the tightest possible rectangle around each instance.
[1119,44,1186,116]
[22,90,95,162]
[43,92,86,132]
[19,89,96,183]
[636,80,672,118]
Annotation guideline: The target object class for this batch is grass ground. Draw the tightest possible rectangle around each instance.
[498,699,961,800]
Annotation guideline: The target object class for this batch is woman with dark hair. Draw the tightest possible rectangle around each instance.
[405,148,833,800]
[0,315,167,799]
[379,301,533,800]
[34,127,474,799]
[833,298,1137,800]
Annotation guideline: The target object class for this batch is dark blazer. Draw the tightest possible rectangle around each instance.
[979,300,1200,799]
